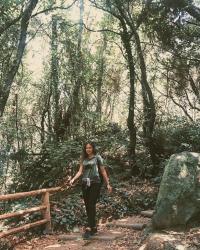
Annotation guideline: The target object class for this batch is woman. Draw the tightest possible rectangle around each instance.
[69,142,112,239]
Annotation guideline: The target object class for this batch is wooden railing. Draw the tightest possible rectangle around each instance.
[0,187,61,238]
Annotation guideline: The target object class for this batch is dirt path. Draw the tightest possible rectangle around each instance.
[14,216,150,250]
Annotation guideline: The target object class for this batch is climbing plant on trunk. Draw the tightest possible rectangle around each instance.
[0,0,39,117]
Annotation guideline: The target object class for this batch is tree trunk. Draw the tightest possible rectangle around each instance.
[189,74,200,103]
[120,22,138,175]
[63,0,84,138]
[96,34,107,120]
[15,93,20,151]
[51,15,60,141]
[114,0,157,170]
[0,0,39,117]
[133,30,158,169]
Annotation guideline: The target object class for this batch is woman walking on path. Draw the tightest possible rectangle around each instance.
[69,142,112,239]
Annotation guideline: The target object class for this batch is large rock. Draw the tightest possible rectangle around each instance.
[139,233,187,250]
[152,151,200,229]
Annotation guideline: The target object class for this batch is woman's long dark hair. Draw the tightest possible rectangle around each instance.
[81,141,97,160]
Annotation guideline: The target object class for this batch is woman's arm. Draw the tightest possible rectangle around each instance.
[100,166,112,193]
[70,163,84,185]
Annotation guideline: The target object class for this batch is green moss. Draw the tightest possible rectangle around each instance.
[153,152,200,229]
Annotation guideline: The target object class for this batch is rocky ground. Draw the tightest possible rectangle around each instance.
[14,215,150,250]
[12,216,200,250]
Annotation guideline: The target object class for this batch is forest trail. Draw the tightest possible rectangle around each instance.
[14,213,152,250]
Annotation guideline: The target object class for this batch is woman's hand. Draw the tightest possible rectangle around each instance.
[69,166,83,187]
[107,184,112,193]
[69,178,75,186]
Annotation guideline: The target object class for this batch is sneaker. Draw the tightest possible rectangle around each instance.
[90,227,97,236]
[82,228,91,239]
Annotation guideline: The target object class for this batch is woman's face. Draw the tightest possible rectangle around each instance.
[85,144,94,156]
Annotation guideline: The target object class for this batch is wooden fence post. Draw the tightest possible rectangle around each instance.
[0,187,61,238]
[41,191,52,233]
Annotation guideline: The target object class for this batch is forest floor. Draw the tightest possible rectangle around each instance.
[4,164,200,249]
[13,205,200,250]
[12,166,156,250]
[14,215,150,250]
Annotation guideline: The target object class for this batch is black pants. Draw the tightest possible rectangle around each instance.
[81,182,101,228]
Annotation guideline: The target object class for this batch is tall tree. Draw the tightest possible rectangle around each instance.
[89,0,157,173]
[146,0,200,122]
[119,18,138,173]
[96,33,107,121]
[62,0,84,137]
[0,0,39,117]
[51,15,61,141]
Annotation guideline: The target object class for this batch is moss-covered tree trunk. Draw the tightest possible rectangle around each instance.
[63,0,84,138]
[96,33,107,121]
[133,30,158,170]
[120,20,138,175]
[0,0,38,117]
[51,15,61,142]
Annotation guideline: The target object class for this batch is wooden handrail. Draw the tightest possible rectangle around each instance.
[0,186,62,238]
[0,205,47,220]
[0,219,48,238]
[0,187,61,201]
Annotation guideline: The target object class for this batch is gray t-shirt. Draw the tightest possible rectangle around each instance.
[82,154,104,183]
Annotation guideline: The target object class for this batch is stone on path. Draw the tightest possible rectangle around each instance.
[106,216,149,230]
[153,151,200,229]
[107,222,146,230]
[58,230,125,241]
[140,210,154,218]
[44,244,64,249]
[58,233,82,241]
[44,242,82,250]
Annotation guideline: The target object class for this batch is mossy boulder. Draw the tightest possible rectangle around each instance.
[152,151,200,229]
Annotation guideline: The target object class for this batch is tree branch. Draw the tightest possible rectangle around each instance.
[184,89,200,112]
[82,22,121,35]
[88,0,121,19]
[170,95,193,121]
[26,23,45,44]
[189,73,200,101]
[31,0,78,18]
[185,20,200,27]
[156,87,194,121]
[0,14,22,36]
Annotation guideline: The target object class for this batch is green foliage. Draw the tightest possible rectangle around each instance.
[143,0,200,51]
[9,140,82,192]
[9,124,128,192]
[1,0,200,237]
[51,177,157,231]
[154,116,200,157]
[0,239,13,250]
[51,192,86,231]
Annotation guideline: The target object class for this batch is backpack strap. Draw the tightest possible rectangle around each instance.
[96,155,104,184]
